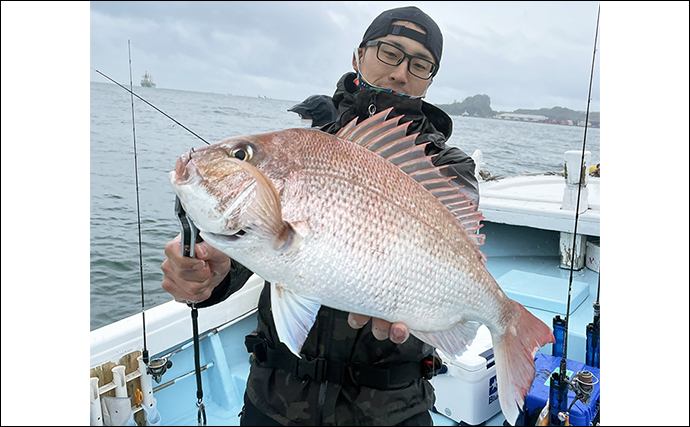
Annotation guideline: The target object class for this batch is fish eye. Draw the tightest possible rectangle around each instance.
[230,145,253,161]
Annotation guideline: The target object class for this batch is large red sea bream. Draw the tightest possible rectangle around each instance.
[170,108,554,425]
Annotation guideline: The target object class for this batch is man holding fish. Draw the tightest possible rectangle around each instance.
[162,6,549,426]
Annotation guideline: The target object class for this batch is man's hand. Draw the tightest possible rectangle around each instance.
[347,313,410,344]
[161,233,232,303]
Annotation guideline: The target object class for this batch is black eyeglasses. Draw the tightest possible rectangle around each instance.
[364,40,437,80]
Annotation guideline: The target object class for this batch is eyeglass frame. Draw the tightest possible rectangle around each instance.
[363,40,437,80]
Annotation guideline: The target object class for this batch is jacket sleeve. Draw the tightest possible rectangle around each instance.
[192,259,256,308]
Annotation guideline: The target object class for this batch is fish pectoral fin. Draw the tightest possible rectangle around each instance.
[279,219,311,253]
[411,320,481,356]
[227,158,293,250]
[270,283,321,358]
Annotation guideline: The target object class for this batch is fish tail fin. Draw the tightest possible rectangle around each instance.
[493,300,554,426]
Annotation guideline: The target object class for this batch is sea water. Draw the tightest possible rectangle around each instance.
[90,81,599,330]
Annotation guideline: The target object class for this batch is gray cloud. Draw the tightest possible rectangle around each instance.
[90,1,601,112]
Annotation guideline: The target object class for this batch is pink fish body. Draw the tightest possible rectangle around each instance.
[170,109,553,425]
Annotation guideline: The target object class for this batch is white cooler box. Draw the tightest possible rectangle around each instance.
[430,325,502,425]
[585,239,600,272]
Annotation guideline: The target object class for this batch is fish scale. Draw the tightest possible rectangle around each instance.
[170,109,554,425]
[293,181,453,324]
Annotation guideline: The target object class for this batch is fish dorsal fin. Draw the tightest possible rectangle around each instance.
[337,107,487,263]
[336,108,398,141]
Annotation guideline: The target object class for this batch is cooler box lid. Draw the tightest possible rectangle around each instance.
[437,324,494,372]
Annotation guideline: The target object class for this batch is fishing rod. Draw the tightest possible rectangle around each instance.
[548,5,601,426]
[562,3,600,365]
[105,43,211,425]
[125,40,151,370]
[122,40,174,388]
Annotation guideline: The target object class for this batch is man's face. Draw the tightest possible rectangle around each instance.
[354,21,436,97]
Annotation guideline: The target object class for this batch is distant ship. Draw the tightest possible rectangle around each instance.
[141,71,156,88]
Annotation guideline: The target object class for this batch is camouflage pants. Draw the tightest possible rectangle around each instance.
[239,391,432,426]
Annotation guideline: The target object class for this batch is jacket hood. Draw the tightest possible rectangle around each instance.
[288,94,338,127]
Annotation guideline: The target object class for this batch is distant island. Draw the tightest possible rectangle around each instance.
[436,94,600,127]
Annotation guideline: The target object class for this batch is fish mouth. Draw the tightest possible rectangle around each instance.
[174,152,200,185]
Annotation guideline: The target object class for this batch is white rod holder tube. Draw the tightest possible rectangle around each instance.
[561,150,591,214]
[111,365,128,398]
[90,377,103,426]
[138,355,155,409]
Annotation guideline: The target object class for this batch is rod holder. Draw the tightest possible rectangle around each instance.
[90,377,103,426]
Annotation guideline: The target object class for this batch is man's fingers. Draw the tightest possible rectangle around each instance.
[372,320,409,343]
[348,313,370,329]
[348,314,410,343]
[162,273,212,303]
[195,242,228,263]
[164,233,181,257]
[389,322,410,344]
[192,241,212,259]
[371,317,391,340]
[164,236,207,272]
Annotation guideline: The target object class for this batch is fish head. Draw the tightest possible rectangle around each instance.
[169,129,307,240]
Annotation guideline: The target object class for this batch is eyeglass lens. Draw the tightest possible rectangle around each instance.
[375,42,435,79]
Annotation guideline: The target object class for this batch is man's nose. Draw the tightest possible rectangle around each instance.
[389,58,410,81]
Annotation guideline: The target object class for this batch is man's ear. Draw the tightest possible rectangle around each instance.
[352,48,364,72]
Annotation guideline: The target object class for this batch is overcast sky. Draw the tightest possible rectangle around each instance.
[89,1,602,112]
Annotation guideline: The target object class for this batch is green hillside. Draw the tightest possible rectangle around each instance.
[436,95,600,124]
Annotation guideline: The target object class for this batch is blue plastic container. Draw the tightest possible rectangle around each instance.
[552,316,566,358]
[524,354,600,426]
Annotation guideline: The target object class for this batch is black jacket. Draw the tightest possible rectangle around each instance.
[197,72,479,425]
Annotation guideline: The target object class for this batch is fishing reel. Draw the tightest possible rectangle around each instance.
[147,356,173,384]
[569,370,599,405]
[549,364,600,425]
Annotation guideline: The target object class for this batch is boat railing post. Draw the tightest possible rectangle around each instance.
[559,232,586,270]
[559,150,591,270]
